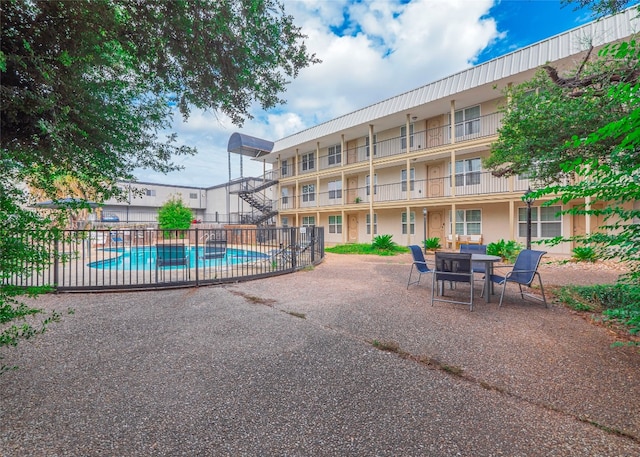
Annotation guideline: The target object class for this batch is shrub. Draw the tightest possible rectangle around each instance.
[371,234,396,251]
[487,239,522,263]
[423,237,441,250]
[558,284,640,335]
[157,195,193,238]
[572,246,598,262]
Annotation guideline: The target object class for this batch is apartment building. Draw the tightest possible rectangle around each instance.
[238,9,637,254]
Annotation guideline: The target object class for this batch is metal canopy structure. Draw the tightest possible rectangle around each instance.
[227,132,274,158]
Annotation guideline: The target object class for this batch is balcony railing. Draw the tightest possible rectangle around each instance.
[276,171,520,210]
[304,111,505,173]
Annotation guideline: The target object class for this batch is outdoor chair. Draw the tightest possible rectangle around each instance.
[431,252,475,311]
[203,240,227,260]
[110,231,124,245]
[155,243,190,282]
[484,249,547,308]
[460,243,488,275]
[407,245,433,289]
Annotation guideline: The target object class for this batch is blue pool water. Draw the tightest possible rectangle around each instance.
[88,246,268,270]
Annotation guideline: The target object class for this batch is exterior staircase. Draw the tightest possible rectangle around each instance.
[235,176,279,226]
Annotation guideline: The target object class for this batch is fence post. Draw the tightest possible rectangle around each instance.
[195,227,199,286]
[290,226,297,270]
[53,234,59,292]
[310,226,316,263]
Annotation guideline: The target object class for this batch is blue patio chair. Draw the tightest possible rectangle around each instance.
[485,249,548,308]
[155,243,190,282]
[431,252,475,311]
[459,243,487,274]
[203,240,227,260]
[407,245,433,289]
[110,231,124,245]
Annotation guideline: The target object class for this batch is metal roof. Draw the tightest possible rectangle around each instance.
[268,7,637,154]
[227,132,274,158]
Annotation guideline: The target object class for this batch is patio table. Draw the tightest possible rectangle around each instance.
[471,254,501,303]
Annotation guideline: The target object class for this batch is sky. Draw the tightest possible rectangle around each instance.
[134,0,635,189]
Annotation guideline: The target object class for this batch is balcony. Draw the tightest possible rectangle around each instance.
[276,170,518,211]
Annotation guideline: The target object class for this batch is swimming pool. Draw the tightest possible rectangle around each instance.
[88,246,269,270]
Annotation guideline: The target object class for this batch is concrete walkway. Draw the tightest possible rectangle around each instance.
[1,253,639,456]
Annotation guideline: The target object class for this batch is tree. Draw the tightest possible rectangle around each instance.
[485,10,640,281]
[1,0,318,366]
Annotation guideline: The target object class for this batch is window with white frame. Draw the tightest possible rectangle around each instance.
[401,168,415,192]
[281,188,289,205]
[281,217,289,227]
[328,145,341,166]
[328,215,342,234]
[301,152,315,171]
[302,216,315,227]
[365,174,377,195]
[453,209,481,235]
[281,159,289,177]
[145,189,156,196]
[454,105,480,137]
[366,213,378,235]
[302,184,315,202]
[400,124,414,150]
[454,158,481,186]
[365,134,377,157]
[328,180,342,200]
[402,211,415,235]
[189,192,198,199]
[518,205,561,238]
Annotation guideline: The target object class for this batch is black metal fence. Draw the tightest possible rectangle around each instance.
[5,226,324,292]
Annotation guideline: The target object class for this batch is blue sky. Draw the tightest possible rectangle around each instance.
[136,0,636,188]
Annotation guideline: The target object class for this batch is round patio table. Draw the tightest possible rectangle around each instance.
[471,254,501,303]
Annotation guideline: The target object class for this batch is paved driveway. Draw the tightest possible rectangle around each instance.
[1,253,639,456]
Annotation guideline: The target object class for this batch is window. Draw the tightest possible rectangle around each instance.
[518,205,561,238]
[302,216,315,227]
[401,124,414,150]
[281,188,289,205]
[454,105,480,137]
[401,168,415,192]
[301,152,315,171]
[328,180,342,200]
[281,217,289,228]
[328,215,342,234]
[402,211,415,235]
[365,134,377,157]
[455,158,481,186]
[145,189,156,197]
[302,184,315,202]
[328,145,341,166]
[365,174,377,196]
[281,159,289,177]
[454,209,481,235]
[189,192,198,199]
[366,213,378,235]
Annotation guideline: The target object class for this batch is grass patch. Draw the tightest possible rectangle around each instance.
[556,283,640,336]
[325,243,408,256]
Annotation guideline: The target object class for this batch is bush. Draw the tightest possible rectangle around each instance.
[157,196,193,238]
[572,246,598,262]
[423,237,441,250]
[371,234,396,251]
[558,284,640,335]
[487,239,522,263]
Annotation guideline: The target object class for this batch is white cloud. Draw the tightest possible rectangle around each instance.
[135,0,501,187]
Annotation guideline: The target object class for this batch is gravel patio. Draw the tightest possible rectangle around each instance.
[1,252,638,456]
